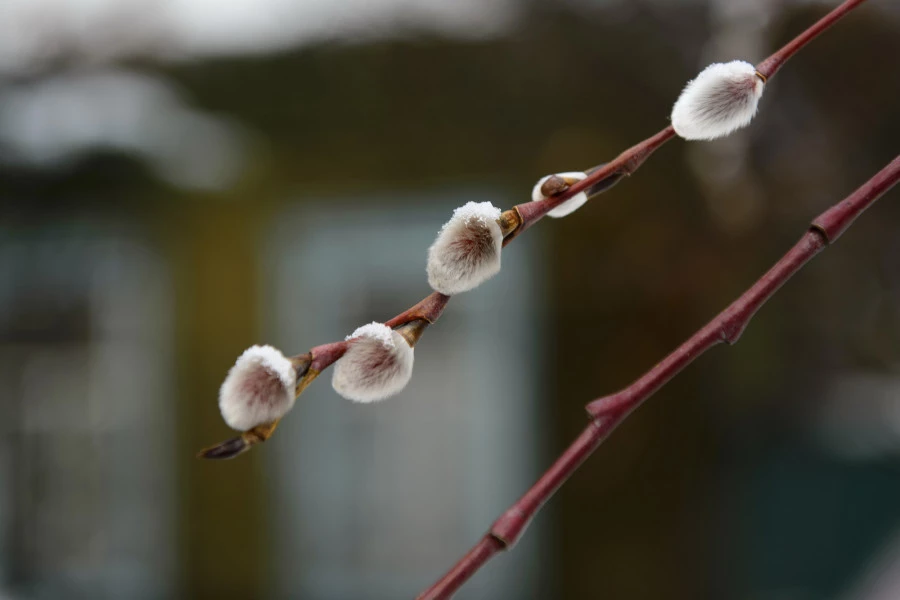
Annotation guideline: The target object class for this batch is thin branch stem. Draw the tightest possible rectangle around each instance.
[512,126,676,235]
[756,0,868,80]
[416,156,900,600]
[517,0,870,229]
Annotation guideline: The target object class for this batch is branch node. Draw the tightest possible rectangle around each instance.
[490,509,525,548]
[395,318,430,347]
[385,292,451,328]
[719,319,748,345]
[583,162,625,196]
[499,207,526,245]
[585,393,627,420]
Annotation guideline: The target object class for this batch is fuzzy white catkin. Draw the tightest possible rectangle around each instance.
[332,322,415,402]
[531,171,589,218]
[671,60,765,141]
[426,201,503,295]
[219,345,297,431]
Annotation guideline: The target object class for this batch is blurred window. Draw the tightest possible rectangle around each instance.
[264,191,551,600]
[0,226,175,599]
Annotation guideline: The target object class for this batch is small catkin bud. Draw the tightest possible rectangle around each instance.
[332,322,415,403]
[426,201,503,295]
[531,171,589,218]
[671,60,765,141]
[219,345,297,431]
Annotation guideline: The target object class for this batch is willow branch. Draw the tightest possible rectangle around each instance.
[511,0,870,233]
[755,0,868,80]
[198,0,870,459]
[416,155,900,599]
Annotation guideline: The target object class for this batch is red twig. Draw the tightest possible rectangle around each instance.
[513,0,870,232]
[756,0,868,80]
[384,292,451,328]
[416,156,900,599]
[511,126,676,238]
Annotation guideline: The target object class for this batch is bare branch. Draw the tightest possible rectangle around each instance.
[416,155,900,600]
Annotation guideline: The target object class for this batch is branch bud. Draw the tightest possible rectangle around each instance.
[531,171,589,218]
[427,201,503,295]
[218,345,299,432]
[197,421,280,460]
[671,60,765,140]
[332,322,415,403]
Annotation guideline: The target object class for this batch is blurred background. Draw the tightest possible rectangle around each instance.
[0,0,898,598]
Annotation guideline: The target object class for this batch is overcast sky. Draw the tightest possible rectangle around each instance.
[0,0,520,75]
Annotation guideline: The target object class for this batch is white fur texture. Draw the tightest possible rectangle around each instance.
[332,322,414,403]
[219,345,297,431]
[426,201,503,295]
[531,171,589,218]
[671,60,765,140]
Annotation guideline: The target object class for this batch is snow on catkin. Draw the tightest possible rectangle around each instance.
[426,201,503,295]
[219,345,297,431]
[671,61,765,140]
[531,171,589,218]
[332,322,414,403]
